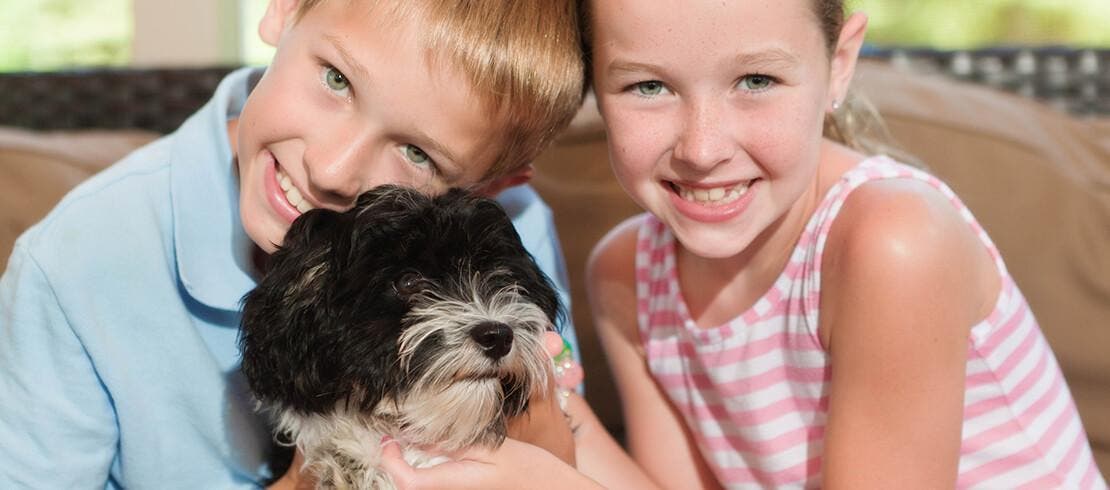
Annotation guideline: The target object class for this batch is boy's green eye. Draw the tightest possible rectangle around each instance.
[325,67,349,91]
[634,81,664,97]
[739,75,774,91]
[403,145,430,166]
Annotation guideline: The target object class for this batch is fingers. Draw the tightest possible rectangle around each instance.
[379,437,416,489]
[543,331,564,358]
[380,437,506,490]
[546,332,584,391]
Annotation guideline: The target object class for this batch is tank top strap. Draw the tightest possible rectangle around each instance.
[634,213,678,341]
[796,155,1010,328]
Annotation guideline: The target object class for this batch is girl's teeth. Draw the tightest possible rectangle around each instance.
[676,182,750,205]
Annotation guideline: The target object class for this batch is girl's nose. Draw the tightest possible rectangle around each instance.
[673,99,735,170]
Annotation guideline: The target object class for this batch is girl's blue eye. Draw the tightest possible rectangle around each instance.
[403,145,431,166]
[739,75,774,92]
[633,81,665,97]
[324,67,349,92]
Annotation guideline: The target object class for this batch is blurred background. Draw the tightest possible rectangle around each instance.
[0,0,1108,72]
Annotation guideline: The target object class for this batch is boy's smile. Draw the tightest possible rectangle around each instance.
[232,0,498,253]
[267,150,310,223]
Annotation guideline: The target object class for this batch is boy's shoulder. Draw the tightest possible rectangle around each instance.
[16,134,183,281]
[18,67,253,275]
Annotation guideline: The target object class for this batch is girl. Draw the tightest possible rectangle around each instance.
[383,0,1107,488]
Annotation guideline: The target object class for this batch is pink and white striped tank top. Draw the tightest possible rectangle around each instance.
[635,156,1106,489]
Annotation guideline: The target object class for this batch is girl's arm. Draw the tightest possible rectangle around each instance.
[585,217,722,490]
[817,179,1000,489]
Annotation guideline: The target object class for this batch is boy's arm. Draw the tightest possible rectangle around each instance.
[0,242,118,487]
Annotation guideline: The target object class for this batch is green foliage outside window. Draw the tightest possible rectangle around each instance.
[852,0,1110,48]
[0,0,1106,73]
[0,0,131,72]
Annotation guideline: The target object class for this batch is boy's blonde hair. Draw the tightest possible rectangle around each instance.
[296,0,586,182]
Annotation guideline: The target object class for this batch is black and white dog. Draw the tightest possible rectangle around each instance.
[239,185,562,489]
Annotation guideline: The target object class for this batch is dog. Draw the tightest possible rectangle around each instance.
[239,184,563,489]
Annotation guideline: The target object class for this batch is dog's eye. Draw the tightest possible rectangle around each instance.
[394,272,424,296]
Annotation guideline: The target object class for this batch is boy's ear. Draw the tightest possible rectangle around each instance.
[827,12,868,109]
[259,0,301,47]
[475,165,535,198]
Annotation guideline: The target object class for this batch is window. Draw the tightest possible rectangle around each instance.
[852,0,1110,48]
[241,0,274,66]
[0,0,1106,73]
[0,0,131,72]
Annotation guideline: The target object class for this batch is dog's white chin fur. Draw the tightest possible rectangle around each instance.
[275,376,546,490]
[276,406,449,490]
[271,280,554,489]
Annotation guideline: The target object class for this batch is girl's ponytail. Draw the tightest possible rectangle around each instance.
[816,0,923,167]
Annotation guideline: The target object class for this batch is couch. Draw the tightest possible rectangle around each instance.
[2,52,1108,478]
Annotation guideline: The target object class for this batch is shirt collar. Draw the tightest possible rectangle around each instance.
[170,67,261,312]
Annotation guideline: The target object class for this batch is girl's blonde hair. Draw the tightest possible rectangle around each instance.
[814,0,921,166]
[295,0,586,181]
[580,0,917,166]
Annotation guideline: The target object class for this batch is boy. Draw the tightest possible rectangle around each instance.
[0,0,584,487]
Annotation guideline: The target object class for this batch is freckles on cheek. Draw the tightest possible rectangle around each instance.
[614,115,661,150]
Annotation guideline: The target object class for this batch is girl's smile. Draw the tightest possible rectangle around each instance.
[666,178,759,223]
[592,0,835,260]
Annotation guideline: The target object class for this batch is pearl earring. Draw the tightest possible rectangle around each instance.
[831,99,842,112]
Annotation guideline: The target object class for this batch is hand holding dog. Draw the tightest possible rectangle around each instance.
[503,332,577,467]
[378,332,602,489]
[269,332,578,490]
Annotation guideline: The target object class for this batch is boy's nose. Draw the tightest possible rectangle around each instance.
[673,100,735,170]
[305,157,364,201]
[305,133,373,202]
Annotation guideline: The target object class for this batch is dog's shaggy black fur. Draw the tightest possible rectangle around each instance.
[239,185,562,489]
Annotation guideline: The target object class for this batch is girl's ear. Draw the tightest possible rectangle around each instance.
[259,0,301,47]
[827,12,868,110]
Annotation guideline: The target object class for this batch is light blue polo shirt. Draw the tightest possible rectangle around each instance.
[0,68,579,489]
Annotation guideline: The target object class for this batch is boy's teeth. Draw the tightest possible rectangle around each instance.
[286,186,303,206]
[275,166,315,213]
[675,181,750,205]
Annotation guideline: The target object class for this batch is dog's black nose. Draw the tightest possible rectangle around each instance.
[470,321,514,360]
